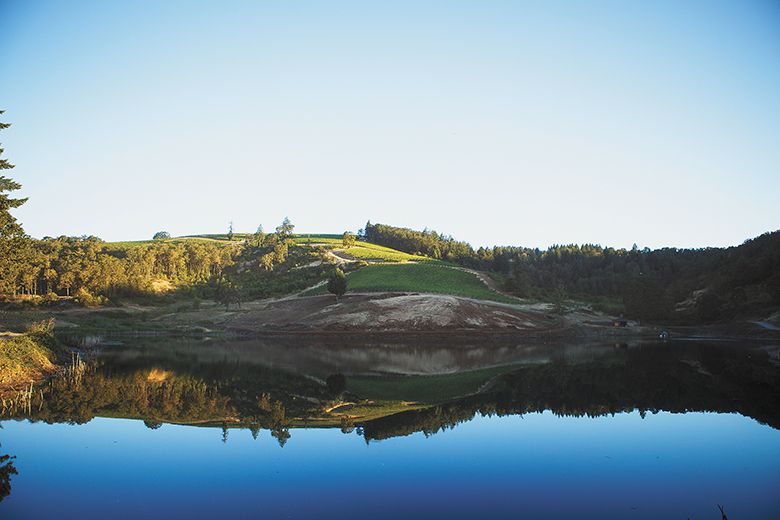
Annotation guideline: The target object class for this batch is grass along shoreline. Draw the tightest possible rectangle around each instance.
[0,320,67,392]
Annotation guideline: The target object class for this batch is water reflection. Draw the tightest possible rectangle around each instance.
[4,336,780,442]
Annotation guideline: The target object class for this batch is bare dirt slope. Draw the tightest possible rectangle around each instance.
[225,293,558,333]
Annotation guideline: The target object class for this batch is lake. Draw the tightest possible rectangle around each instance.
[1,336,779,519]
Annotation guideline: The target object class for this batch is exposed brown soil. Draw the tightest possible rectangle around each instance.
[225,293,560,333]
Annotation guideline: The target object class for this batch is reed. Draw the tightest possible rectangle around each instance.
[1,382,37,415]
[63,351,87,387]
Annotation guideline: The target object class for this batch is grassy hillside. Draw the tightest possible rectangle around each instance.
[306,263,517,303]
[0,323,62,389]
[291,234,343,243]
[292,236,429,262]
[340,243,430,263]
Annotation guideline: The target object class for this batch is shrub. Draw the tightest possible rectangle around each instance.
[74,288,106,308]
[26,317,55,337]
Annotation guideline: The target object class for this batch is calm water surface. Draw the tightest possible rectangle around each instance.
[1,336,779,519]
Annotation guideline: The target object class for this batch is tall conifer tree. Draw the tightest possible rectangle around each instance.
[0,111,31,295]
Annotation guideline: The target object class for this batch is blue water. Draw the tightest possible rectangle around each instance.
[2,410,779,519]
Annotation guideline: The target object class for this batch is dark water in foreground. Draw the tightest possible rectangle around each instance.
[1,336,780,519]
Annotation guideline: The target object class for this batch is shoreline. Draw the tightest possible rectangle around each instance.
[52,322,780,342]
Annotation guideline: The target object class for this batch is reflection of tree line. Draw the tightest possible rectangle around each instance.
[361,343,780,441]
[9,360,333,448]
[37,369,233,426]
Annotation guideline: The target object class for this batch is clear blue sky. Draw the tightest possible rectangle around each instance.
[1,0,778,249]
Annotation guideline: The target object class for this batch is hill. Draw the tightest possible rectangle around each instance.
[105,232,512,303]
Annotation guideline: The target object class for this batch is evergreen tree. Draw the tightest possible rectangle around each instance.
[327,267,347,300]
[0,111,32,295]
[248,224,265,248]
[275,217,294,240]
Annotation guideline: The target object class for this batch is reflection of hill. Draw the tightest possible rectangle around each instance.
[95,335,621,376]
[362,342,780,440]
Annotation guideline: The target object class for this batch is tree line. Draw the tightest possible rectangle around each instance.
[5,236,238,302]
